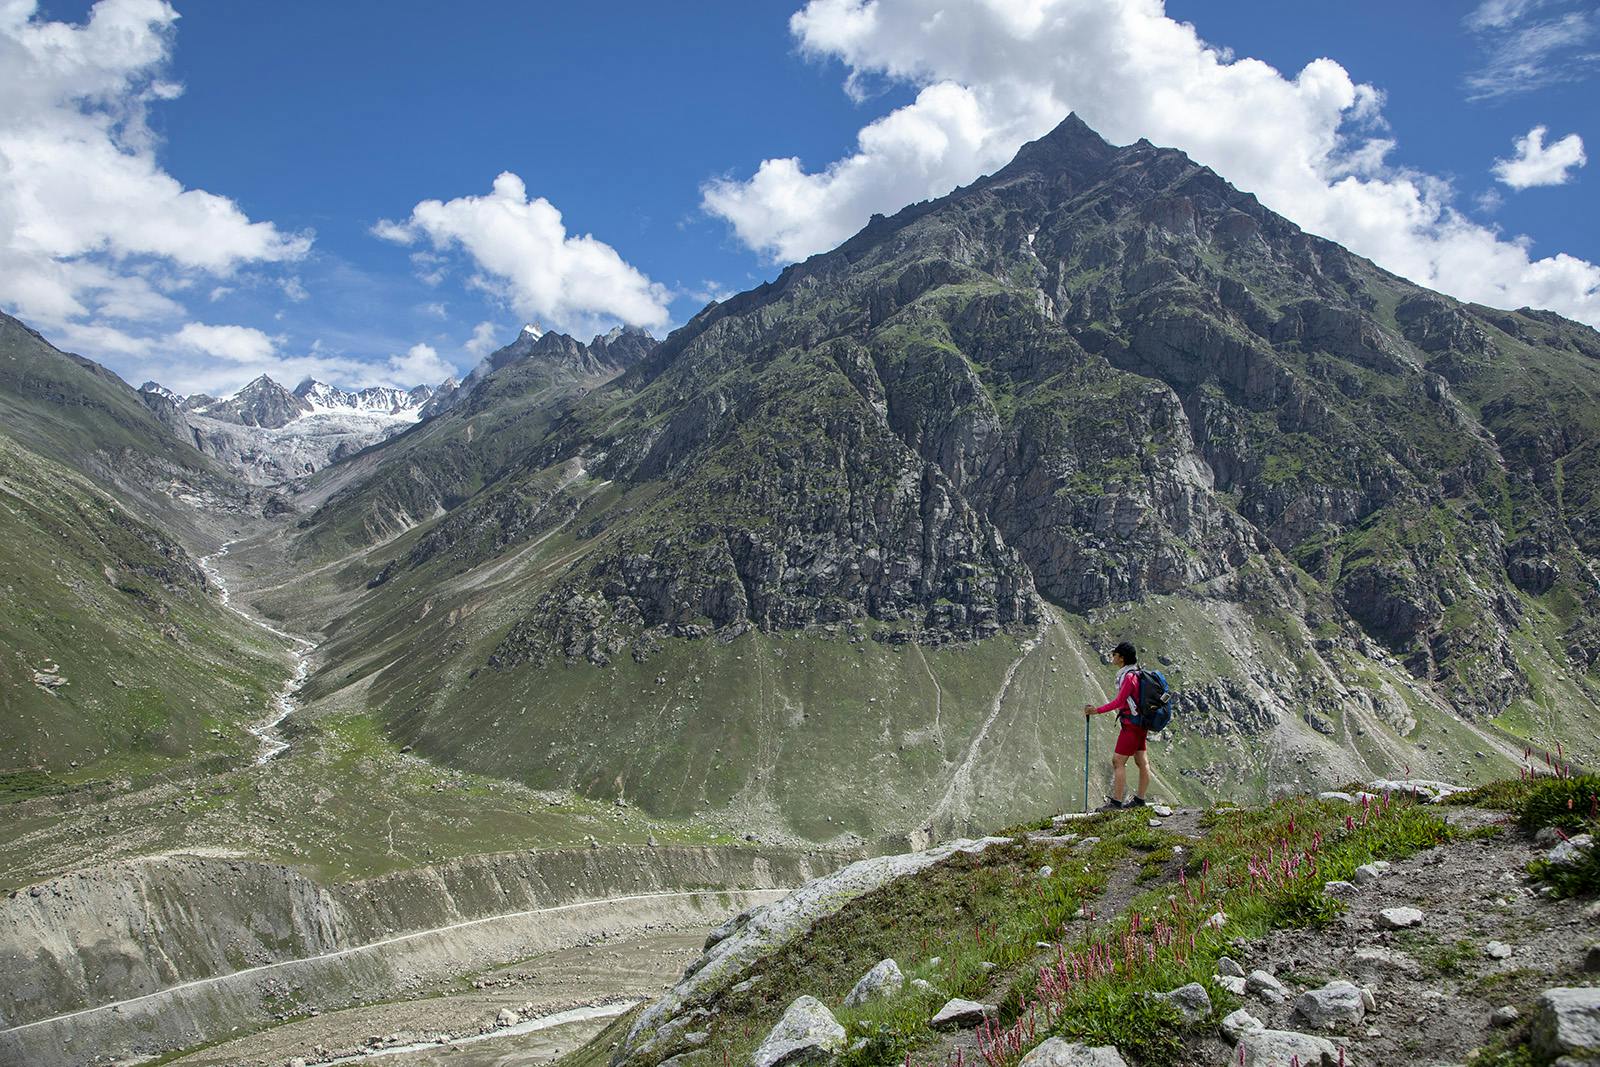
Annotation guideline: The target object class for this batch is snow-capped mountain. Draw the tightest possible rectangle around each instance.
[138,373,444,485]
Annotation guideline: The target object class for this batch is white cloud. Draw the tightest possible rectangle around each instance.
[384,341,455,385]
[172,321,278,363]
[0,1,309,339]
[703,0,1600,326]
[376,172,672,334]
[463,320,501,360]
[1493,125,1587,189]
[1463,2,1600,99]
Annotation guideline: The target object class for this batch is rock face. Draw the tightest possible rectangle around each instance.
[751,996,846,1067]
[1532,987,1600,1062]
[843,958,904,1007]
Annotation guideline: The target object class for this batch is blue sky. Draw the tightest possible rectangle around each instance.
[3,0,1596,394]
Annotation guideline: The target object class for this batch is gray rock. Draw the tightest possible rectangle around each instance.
[1535,826,1563,848]
[1155,982,1212,1023]
[1217,975,1247,996]
[1367,778,1463,802]
[1585,943,1600,973]
[1236,1028,1344,1067]
[931,999,997,1030]
[1293,981,1366,1030]
[1359,985,1377,1013]
[1548,834,1594,867]
[844,959,904,1007]
[731,977,763,995]
[1246,970,1287,1002]
[1490,1005,1520,1027]
[1151,804,1174,817]
[1323,880,1356,896]
[1353,861,1390,885]
[1221,1009,1265,1043]
[1016,1038,1130,1067]
[1533,987,1600,1062]
[684,1032,710,1047]
[1217,955,1246,978]
[1378,906,1423,929]
[1039,865,1055,878]
[497,1008,519,1026]
[1485,941,1513,960]
[752,996,846,1067]
[1318,791,1356,803]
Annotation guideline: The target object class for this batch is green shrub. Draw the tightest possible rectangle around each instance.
[1516,774,1600,834]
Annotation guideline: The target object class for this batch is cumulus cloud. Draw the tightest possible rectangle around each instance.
[1493,125,1587,188]
[0,0,310,336]
[702,0,1600,326]
[384,341,456,385]
[374,172,672,334]
[136,325,454,395]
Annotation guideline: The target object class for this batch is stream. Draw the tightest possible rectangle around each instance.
[197,539,317,764]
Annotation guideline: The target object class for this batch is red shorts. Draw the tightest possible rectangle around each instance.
[1114,723,1148,756]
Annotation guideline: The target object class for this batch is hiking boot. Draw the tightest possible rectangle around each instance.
[1124,796,1147,808]
[1095,797,1124,813]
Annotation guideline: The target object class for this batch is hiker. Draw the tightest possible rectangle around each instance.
[1083,640,1150,811]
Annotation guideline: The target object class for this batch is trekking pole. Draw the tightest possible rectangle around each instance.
[1083,713,1090,813]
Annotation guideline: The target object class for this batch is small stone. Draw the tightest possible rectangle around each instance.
[1217,975,1247,996]
[752,996,847,1067]
[1548,834,1594,867]
[1360,986,1377,1013]
[1221,1009,1265,1043]
[1323,880,1356,896]
[1156,982,1211,1023]
[843,959,904,1007]
[1151,804,1174,817]
[1353,861,1389,885]
[1148,818,1164,828]
[1217,955,1246,978]
[1039,865,1055,878]
[1294,981,1365,1030]
[1016,1038,1130,1067]
[1378,906,1424,930]
[1246,970,1287,1005]
[497,1008,518,1027]
[1490,1005,1520,1027]
[1485,941,1514,960]
[931,999,998,1030]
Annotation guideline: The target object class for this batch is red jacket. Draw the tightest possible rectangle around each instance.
[1092,668,1141,726]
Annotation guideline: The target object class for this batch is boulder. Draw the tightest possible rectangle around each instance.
[1293,981,1366,1030]
[1221,1009,1265,1043]
[1378,906,1423,930]
[1236,1028,1344,1067]
[931,999,998,1030]
[1016,1039,1130,1067]
[1532,987,1600,1062]
[1217,955,1246,977]
[752,997,847,1067]
[1217,976,1247,996]
[1155,982,1212,1023]
[843,959,904,1007]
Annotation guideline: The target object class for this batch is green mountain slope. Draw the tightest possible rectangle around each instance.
[228,116,1600,839]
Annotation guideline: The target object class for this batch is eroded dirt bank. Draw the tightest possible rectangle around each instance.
[0,844,847,1067]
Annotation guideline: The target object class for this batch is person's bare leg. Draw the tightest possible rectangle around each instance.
[1133,750,1151,800]
[1111,753,1129,802]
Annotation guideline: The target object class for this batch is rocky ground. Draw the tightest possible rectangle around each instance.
[598,779,1600,1067]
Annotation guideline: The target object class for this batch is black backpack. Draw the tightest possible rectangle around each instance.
[1132,669,1174,732]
